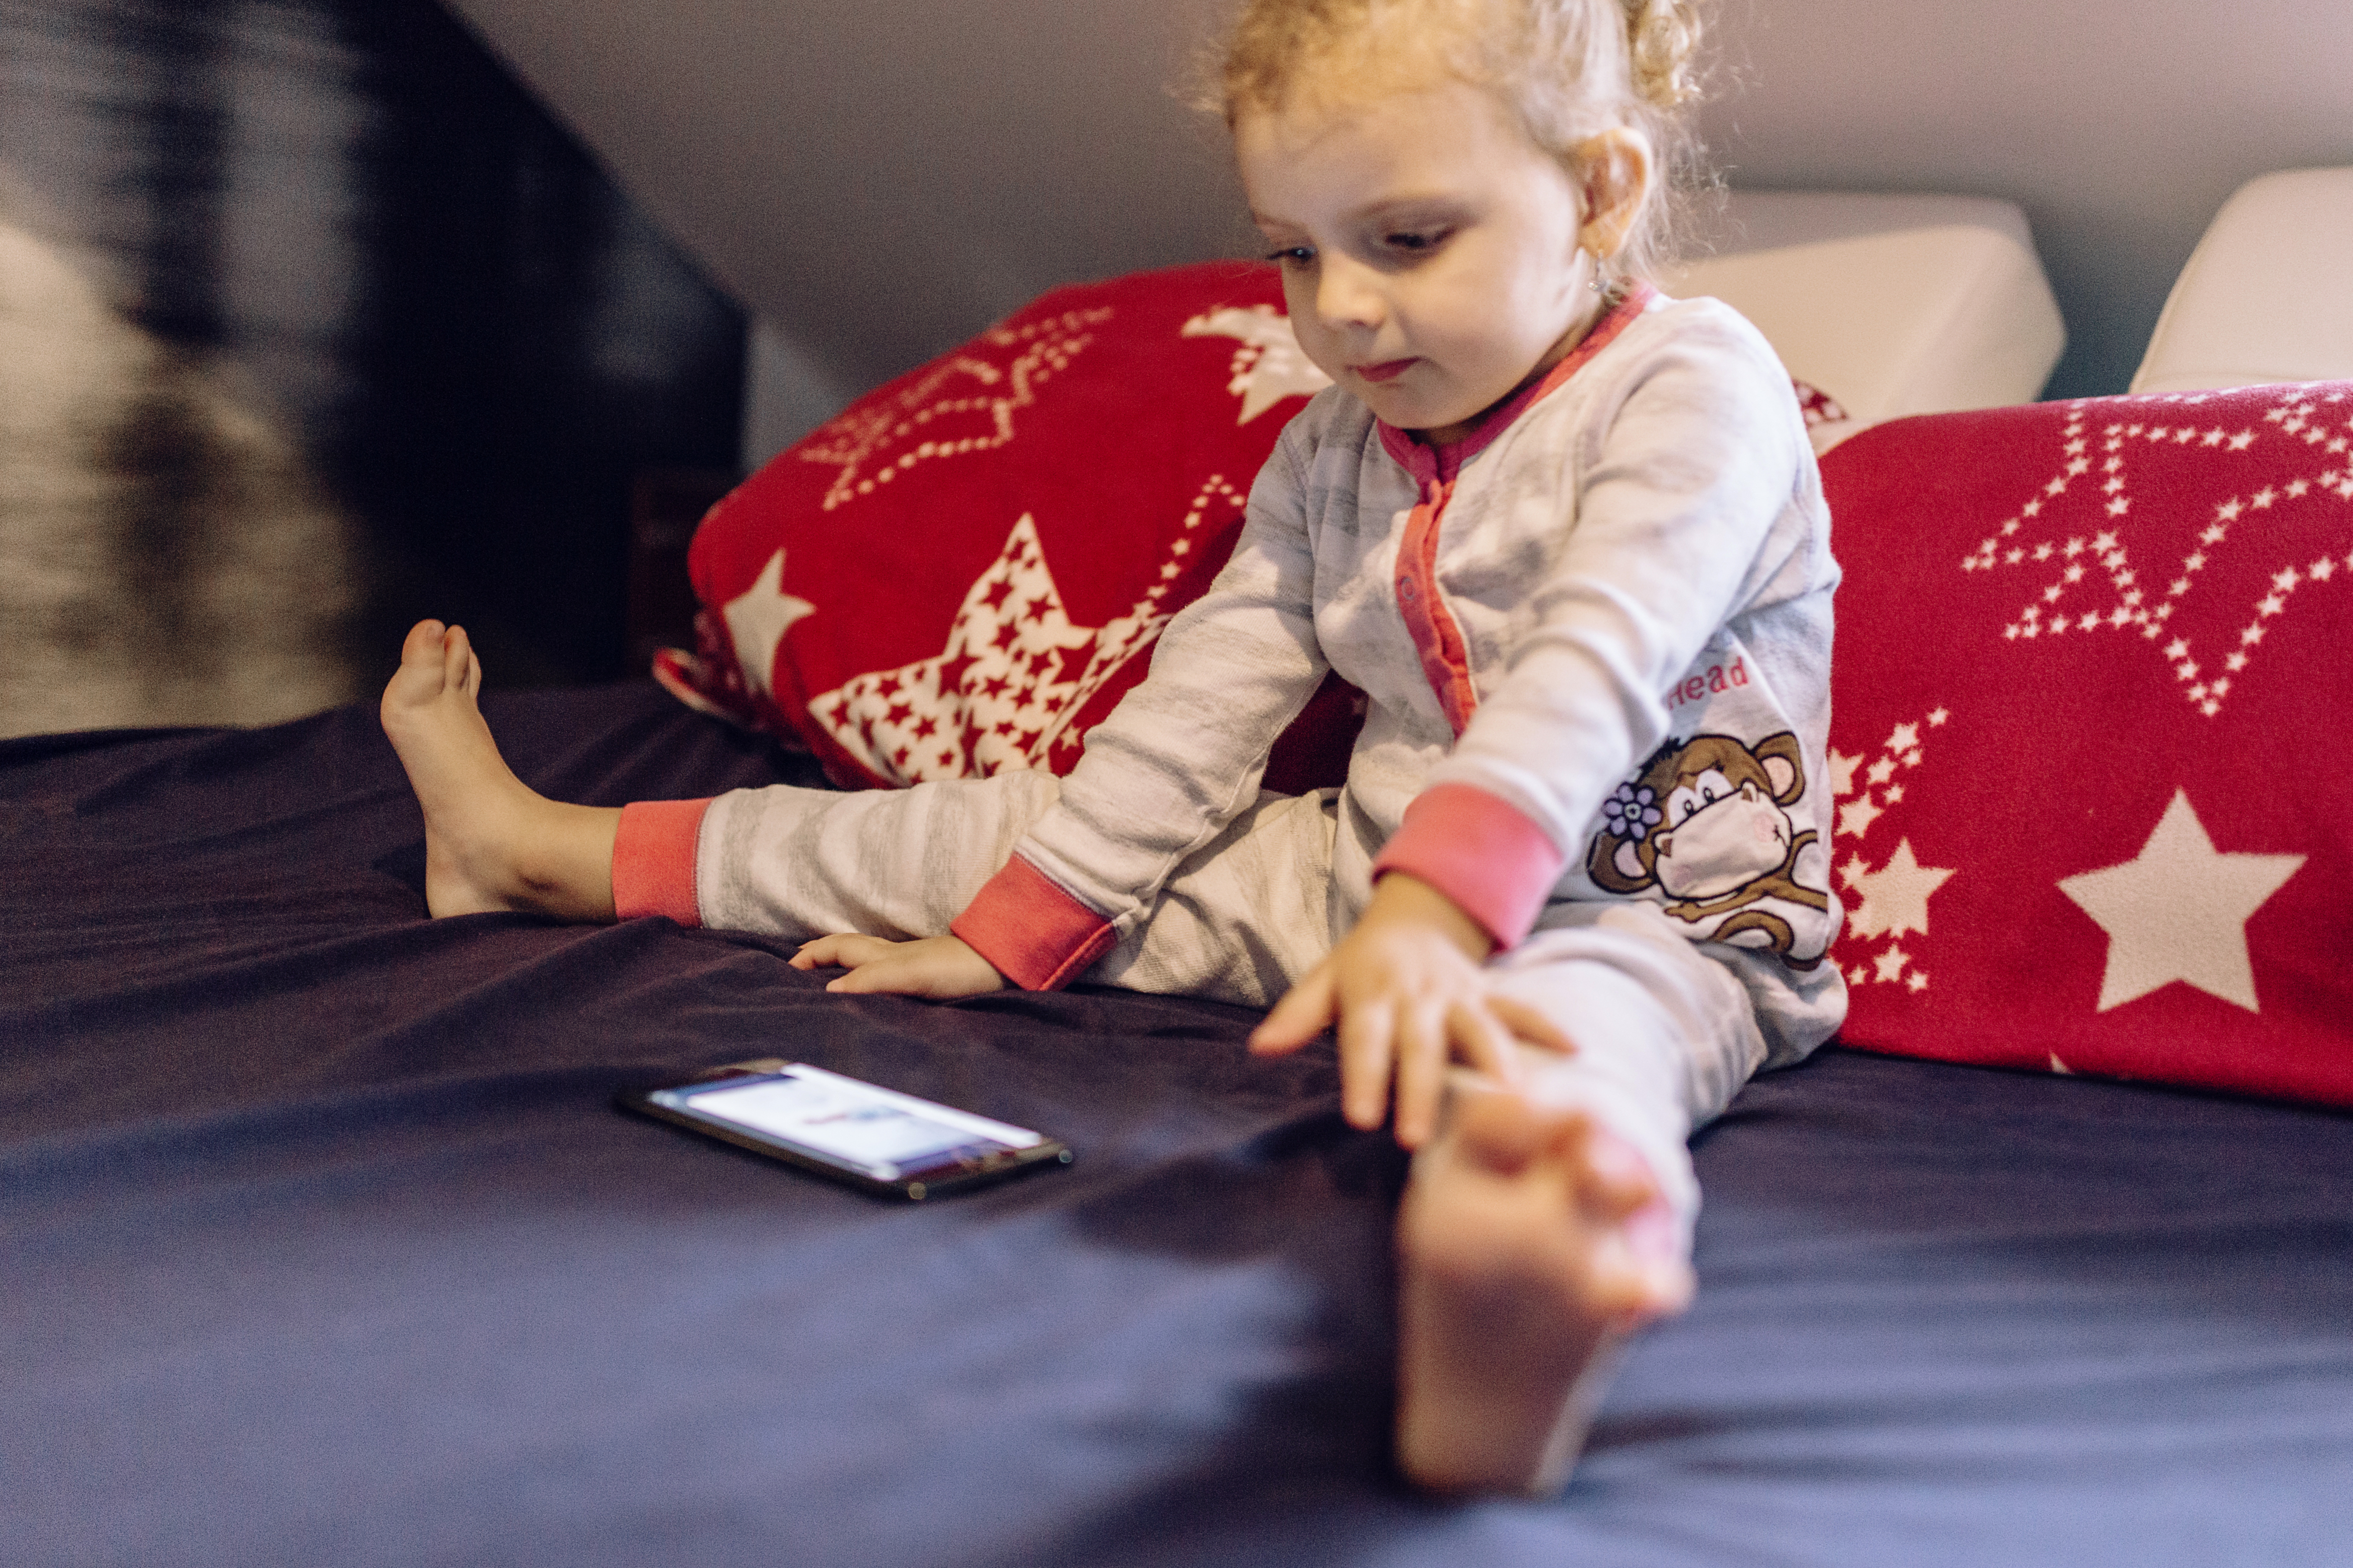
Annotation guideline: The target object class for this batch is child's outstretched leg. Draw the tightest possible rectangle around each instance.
[379,620,619,921]
[1389,908,1769,1495]
[1394,1080,1691,1494]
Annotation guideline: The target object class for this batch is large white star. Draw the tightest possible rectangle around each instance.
[1844,838,1957,941]
[2055,789,2304,1013]
[721,548,816,700]
[804,511,1196,782]
[1181,305,1332,423]
[1965,388,2344,722]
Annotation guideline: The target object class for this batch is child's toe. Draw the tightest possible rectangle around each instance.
[438,625,474,688]
[1575,1132,1661,1221]
[401,619,446,666]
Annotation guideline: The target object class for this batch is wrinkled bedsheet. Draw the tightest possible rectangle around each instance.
[6,684,2350,1567]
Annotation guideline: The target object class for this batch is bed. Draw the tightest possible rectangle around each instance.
[13,148,2353,1568]
[9,678,2353,1567]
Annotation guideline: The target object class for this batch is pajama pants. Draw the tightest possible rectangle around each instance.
[692,773,1779,1240]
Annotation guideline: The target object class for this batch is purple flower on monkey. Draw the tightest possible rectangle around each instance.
[1604,781,1662,842]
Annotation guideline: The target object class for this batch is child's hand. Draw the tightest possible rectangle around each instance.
[1248,874,1569,1148]
[790,933,1008,998]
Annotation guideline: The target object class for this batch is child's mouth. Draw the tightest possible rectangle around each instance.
[1353,358,1417,384]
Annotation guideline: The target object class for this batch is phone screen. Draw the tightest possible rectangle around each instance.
[649,1064,1047,1185]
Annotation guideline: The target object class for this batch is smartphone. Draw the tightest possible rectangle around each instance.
[616,1058,1072,1200]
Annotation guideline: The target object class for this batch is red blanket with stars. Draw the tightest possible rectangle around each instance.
[1819,381,2353,1105]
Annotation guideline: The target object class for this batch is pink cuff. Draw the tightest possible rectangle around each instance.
[612,798,711,926]
[1371,783,1565,949]
[951,854,1117,991]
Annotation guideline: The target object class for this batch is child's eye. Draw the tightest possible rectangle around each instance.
[1384,229,1448,254]
[1264,245,1317,268]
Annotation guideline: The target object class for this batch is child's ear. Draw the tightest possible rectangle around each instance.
[1570,127,1654,261]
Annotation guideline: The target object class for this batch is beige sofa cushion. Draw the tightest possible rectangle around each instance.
[2131,167,2353,395]
[1662,192,2066,450]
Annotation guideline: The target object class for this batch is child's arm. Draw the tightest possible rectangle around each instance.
[1247,872,1565,1148]
[800,422,1334,998]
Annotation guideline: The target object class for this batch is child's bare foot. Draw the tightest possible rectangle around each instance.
[1393,1081,1693,1495]
[379,620,620,921]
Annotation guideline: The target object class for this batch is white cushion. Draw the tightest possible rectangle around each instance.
[1659,192,2066,450]
[2130,167,2353,395]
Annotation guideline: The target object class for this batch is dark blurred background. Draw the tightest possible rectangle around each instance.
[0,0,745,737]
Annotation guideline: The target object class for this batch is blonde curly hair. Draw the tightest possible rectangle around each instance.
[1205,0,1710,281]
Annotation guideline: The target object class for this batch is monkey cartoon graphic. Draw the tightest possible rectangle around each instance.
[1586,731,1832,967]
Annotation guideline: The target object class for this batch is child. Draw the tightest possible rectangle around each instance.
[381,0,1844,1496]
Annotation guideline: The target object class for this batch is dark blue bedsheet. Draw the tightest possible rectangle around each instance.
[6,685,2350,1567]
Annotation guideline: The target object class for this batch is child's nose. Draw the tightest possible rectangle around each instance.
[1315,256,1386,332]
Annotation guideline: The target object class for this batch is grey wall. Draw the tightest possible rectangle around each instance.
[439,0,1240,429]
[442,0,2353,409]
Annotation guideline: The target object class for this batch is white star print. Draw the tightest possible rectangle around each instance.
[1180,305,1333,423]
[1844,839,1958,942]
[721,549,816,701]
[794,307,1109,512]
[2055,790,2304,1013]
[1968,389,2351,716]
[1837,793,1884,840]
[1827,748,1862,796]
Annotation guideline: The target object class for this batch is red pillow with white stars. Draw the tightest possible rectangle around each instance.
[1819,381,2353,1106]
[657,261,1365,793]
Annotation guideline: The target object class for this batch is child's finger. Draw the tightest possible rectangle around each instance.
[823,943,941,994]
[1445,999,1524,1089]
[791,932,890,971]
[1443,1080,1554,1172]
[1335,998,1398,1132]
[1486,994,1575,1057]
[826,956,923,994]
[1250,965,1338,1055]
[789,934,844,970]
[1391,999,1451,1148]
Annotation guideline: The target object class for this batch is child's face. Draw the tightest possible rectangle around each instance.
[1236,75,1601,444]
